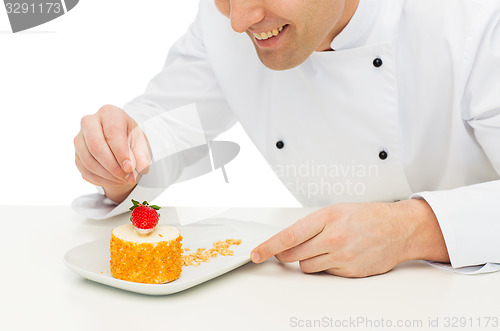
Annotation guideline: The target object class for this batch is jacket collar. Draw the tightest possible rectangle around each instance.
[330,0,382,51]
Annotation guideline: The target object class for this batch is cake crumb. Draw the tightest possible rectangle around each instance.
[181,239,242,267]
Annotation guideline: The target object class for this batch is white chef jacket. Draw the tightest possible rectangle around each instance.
[72,0,500,274]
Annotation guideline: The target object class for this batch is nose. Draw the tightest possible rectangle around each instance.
[229,0,266,33]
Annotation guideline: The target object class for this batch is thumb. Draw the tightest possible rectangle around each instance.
[100,105,135,174]
[129,125,151,175]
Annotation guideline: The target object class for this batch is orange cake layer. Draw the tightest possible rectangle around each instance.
[110,224,183,284]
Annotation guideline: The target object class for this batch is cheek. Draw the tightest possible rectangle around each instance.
[214,0,230,18]
[300,2,344,39]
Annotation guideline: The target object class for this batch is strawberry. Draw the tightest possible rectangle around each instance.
[129,199,161,234]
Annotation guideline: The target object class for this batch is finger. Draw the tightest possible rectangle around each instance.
[275,234,329,263]
[127,170,144,185]
[130,126,152,175]
[251,216,326,263]
[299,253,337,274]
[81,115,129,181]
[74,134,126,184]
[75,153,126,187]
[100,107,135,173]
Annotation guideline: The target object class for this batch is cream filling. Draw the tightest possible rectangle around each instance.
[112,224,180,243]
[253,25,285,40]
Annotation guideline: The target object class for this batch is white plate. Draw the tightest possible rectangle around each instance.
[64,219,279,295]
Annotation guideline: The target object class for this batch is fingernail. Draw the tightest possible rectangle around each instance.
[125,173,134,183]
[251,251,260,263]
[122,160,132,173]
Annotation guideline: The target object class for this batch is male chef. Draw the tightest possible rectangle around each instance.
[73,0,500,277]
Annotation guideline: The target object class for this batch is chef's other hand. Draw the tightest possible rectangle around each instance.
[250,200,450,278]
[74,104,151,203]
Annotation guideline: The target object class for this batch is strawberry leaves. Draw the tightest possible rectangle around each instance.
[129,199,161,212]
[129,199,161,231]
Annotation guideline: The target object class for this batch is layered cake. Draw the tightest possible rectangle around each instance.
[110,200,183,284]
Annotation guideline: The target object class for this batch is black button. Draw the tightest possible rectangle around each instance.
[373,58,383,68]
[379,150,388,160]
[276,141,284,149]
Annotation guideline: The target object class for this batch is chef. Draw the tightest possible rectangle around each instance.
[73,0,500,277]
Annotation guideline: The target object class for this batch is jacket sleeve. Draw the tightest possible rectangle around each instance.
[72,0,237,220]
[411,8,500,274]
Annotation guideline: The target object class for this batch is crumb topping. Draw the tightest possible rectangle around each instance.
[181,239,242,267]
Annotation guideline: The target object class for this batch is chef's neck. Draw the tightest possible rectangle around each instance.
[317,0,359,52]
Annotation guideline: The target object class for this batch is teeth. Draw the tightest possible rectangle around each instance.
[253,25,285,41]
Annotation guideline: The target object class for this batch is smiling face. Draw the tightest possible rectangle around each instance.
[214,0,359,70]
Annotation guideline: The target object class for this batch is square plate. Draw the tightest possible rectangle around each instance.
[64,219,280,295]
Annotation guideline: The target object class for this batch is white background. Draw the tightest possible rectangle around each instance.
[0,0,299,208]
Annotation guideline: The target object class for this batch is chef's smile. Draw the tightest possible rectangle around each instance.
[249,24,288,48]
[213,0,359,70]
[251,24,286,41]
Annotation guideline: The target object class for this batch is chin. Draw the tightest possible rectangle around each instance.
[253,43,312,71]
[257,53,303,71]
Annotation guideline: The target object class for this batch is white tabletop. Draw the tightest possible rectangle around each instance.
[2,206,500,331]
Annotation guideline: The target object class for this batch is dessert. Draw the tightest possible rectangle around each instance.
[110,200,182,284]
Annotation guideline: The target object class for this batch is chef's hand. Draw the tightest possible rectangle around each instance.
[74,104,151,203]
[250,199,450,278]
